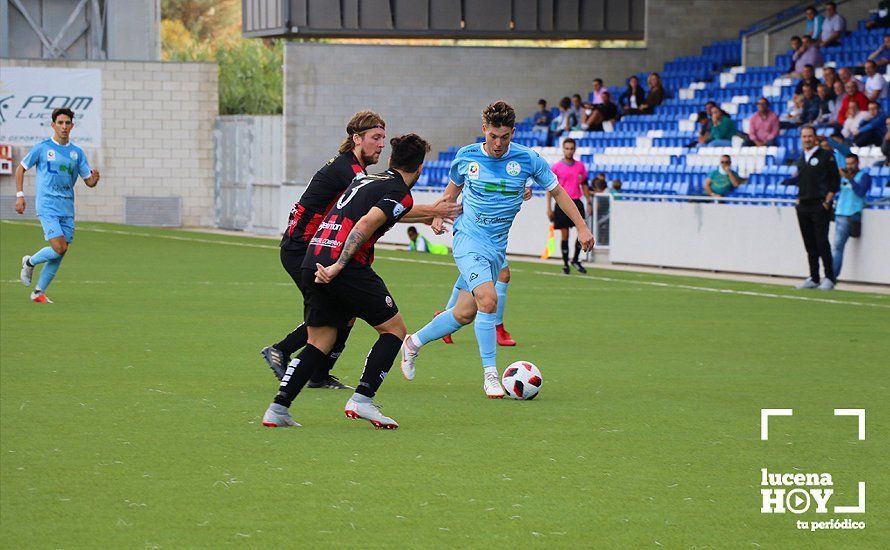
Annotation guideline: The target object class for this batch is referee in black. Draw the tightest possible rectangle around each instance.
[785,125,840,290]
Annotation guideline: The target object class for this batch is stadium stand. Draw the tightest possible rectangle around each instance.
[417,12,890,208]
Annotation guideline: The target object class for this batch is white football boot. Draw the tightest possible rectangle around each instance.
[262,404,301,427]
[483,371,505,399]
[400,335,419,381]
[20,256,34,286]
[344,397,399,429]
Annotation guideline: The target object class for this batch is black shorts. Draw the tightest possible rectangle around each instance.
[280,246,307,294]
[553,198,585,229]
[300,267,399,328]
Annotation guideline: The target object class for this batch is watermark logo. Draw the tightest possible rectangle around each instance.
[760,408,866,531]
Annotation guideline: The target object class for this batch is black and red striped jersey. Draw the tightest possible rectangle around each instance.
[280,151,365,254]
[302,170,414,270]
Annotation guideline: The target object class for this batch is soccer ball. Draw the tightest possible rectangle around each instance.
[502,361,542,400]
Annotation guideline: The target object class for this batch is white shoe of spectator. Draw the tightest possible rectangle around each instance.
[794,277,819,289]
[818,279,835,291]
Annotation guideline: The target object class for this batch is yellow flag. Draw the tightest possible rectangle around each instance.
[540,224,557,260]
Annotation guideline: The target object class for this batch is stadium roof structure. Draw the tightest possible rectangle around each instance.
[242,0,644,41]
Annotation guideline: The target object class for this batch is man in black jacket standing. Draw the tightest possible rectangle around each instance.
[785,126,840,290]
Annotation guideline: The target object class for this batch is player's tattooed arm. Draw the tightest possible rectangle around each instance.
[315,207,387,284]
[336,228,367,268]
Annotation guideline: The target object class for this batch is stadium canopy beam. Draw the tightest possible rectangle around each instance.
[242,0,644,41]
[7,0,107,59]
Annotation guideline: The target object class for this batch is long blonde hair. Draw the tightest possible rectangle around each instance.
[338,111,386,154]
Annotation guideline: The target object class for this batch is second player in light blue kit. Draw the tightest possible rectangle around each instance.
[15,107,100,303]
[401,101,593,397]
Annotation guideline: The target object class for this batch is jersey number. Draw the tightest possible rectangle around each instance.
[336,181,372,208]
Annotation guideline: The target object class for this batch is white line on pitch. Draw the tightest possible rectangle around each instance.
[3,220,887,309]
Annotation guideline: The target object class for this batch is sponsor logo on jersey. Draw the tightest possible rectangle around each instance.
[385,296,393,308]
[308,237,342,248]
[468,161,480,180]
[506,161,521,177]
[318,221,342,231]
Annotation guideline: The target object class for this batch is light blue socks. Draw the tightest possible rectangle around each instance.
[494,281,508,326]
[473,311,498,368]
[415,308,463,345]
[30,246,63,292]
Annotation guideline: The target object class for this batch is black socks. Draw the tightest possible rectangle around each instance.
[355,333,403,399]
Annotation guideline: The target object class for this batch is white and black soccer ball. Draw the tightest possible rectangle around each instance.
[502,361,542,400]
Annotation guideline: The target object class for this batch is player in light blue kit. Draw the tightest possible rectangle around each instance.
[400,101,593,397]
[15,108,100,303]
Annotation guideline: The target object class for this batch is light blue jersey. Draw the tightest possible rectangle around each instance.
[450,141,557,256]
[21,138,91,218]
[448,141,556,292]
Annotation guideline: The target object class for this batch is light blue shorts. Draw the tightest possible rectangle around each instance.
[452,234,506,293]
[39,215,75,243]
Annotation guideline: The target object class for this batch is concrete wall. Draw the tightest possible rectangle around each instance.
[0,58,217,226]
[283,0,798,183]
[610,200,890,285]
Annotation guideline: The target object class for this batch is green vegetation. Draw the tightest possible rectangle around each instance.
[161,0,282,115]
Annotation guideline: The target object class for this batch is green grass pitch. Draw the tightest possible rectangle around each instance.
[1,220,887,548]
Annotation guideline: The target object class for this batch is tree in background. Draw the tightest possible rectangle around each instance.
[161,0,282,115]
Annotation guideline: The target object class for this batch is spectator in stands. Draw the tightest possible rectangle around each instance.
[841,101,867,140]
[579,101,598,130]
[851,101,887,146]
[587,91,618,132]
[866,34,890,67]
[838,66,864,92]
[829,79,846,120]
[819,1,846,48]
[883,116,890,163]
[865,0,890,29]
[570,94,584,126]
[814,84,836,127]
[610,179,622,195]
[691,101,719,146]
[531,99,553,145]
[783,84,820,127]
[550,96,577,144]
[704,108,736,147]
[796,35,824,75]
[745,97,780,146]
[805,5,824,39]
[832,153,871,280]
[619,75,646,115]
[532,99,552,128]
[784,125,839,290]
[788,36,803,73]
[863,60,888,101]
[638,72,665,114]
[838,79,869,126]
[704,155,743,197]
[590,173,607,192]
[822,66,839,98]
[794,65,821,100]
[591,78,606,104]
